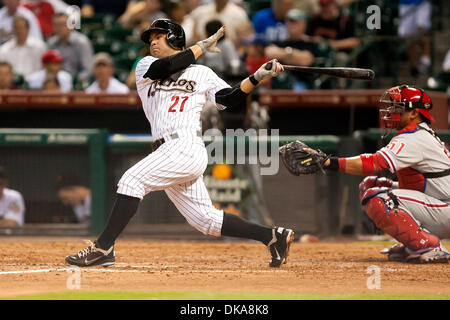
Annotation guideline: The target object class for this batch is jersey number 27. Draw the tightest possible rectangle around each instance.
[169,96,189,112]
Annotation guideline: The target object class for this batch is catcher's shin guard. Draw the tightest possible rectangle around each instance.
[361,187,440,251]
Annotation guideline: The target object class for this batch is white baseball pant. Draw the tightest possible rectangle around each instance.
[117,133,224,236]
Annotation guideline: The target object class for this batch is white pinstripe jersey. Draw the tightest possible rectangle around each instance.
[135,55,230,139]
[377,122,450,203]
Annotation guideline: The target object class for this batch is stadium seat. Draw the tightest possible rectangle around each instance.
[92,40,124,55]
[113,54,137,71]
[106,26,134,41]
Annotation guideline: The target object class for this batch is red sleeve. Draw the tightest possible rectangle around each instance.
[373,152,390,172]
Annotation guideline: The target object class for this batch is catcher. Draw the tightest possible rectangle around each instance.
[279,85,450,263]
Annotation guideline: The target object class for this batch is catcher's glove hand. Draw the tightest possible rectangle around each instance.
[279,140,330,176]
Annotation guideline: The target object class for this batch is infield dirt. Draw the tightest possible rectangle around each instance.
[0,237,449,298]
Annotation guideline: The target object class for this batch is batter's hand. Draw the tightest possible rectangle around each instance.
[196,26,226,54]
[254,59,284,82]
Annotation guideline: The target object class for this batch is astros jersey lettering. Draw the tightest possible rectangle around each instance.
[135,56,230,139]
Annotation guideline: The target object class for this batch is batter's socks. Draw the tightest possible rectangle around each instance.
[221,212,273,246]
[96,193,140,250]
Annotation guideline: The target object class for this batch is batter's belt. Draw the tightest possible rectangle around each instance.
[151,130,202,152]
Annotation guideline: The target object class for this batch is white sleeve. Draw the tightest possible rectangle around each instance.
[3,194,25,226]
[378,136,422,173]
[135,56,157,86]
[205,68,231,110]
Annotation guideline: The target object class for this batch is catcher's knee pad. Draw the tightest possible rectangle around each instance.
[362,187,440,251]
[359,176,393,201]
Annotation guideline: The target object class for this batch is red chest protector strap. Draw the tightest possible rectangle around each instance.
[397,168,426,192]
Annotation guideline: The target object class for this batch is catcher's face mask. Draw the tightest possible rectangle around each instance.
[379,86,407,130]
[379,85,434,130]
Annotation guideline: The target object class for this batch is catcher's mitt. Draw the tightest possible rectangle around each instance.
[279,141,330,176]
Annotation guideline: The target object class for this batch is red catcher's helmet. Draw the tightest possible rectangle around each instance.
[379,84,434,129]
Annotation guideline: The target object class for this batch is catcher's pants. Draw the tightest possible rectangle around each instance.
[374,189,450,240]
[117,134,223,236]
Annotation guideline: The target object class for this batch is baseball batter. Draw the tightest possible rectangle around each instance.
[66,19,294,268]
[282,85,450,263]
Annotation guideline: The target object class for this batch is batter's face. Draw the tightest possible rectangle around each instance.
[149,31,179,58]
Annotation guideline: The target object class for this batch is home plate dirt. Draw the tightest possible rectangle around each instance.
[0,237,449,298]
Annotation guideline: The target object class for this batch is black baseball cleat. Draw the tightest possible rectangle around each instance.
[65,240,115,267]
[267,227,294,268]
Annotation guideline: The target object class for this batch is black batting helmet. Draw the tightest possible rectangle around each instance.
[141,18,186,50]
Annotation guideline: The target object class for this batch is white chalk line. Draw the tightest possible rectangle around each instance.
[0,265,289,276]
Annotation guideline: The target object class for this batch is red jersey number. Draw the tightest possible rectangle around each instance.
[386,139,406,155]
[168,96,189,112]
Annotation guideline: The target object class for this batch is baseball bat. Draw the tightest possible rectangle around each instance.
[265,62,375,81]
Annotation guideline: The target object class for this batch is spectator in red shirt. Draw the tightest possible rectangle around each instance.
[22,0,55,39]
[245,38,271,88]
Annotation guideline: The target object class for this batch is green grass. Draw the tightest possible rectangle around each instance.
[4,291,450,300]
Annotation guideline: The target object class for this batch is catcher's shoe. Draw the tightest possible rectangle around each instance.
[65,240,115,267]
[267,227,294,268]
[406,247,450,264]
[380,244,410,262]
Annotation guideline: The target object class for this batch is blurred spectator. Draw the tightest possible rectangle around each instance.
[0,166,25,227]
[86,52,130,94]
[294,0,319,18]
[0,61,20,90]
[444,49,450,73]
[184,0,201,13]
[81,0,133,18]
[0,16,47,76]
[22,0,55,38]
[26,49,73,92]
[190,0,251,46]
[165,0,195,46]
[0,0,44,44]
[251,0,294,43]
[265,9,316,90]
[398,0,432,76]
[48,13,94,83]
[56,172,90,224]
[119,0,167,30]
[199,19,243,79]
[245,38,270,88]
[125,46,149,90]
[306,0,359,52]
[44,0,70,14]
[42,72,61,92]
